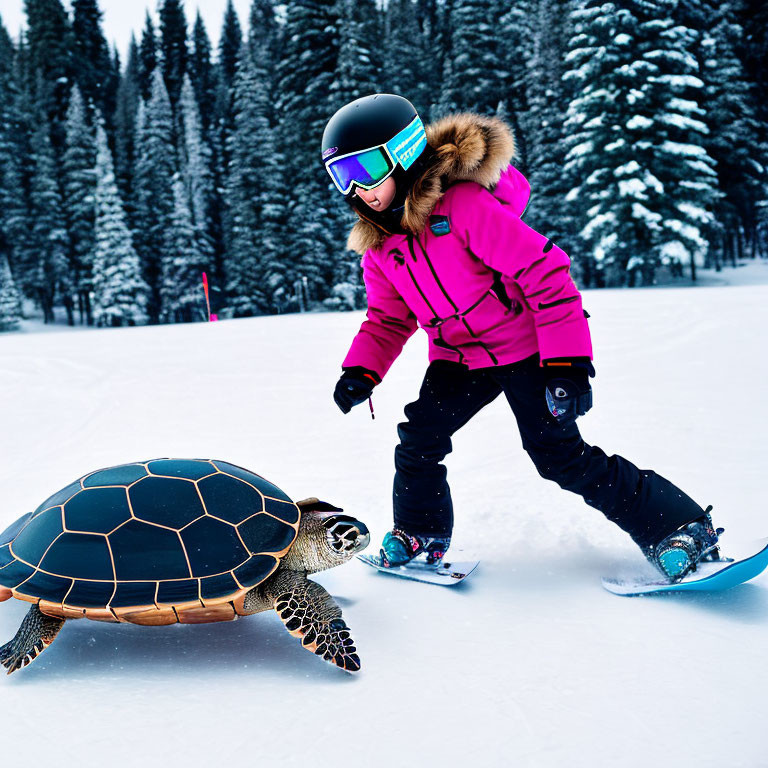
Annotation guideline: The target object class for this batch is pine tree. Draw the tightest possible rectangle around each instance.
[159,0,188,107]
[210,0,244,292]
[189,12,216,134]
[276,0,340,307]
[495,1,532,172]
[414,0,446,121]
[71,0,112,119]
[562,0,717,286]
[162,174,206,322]
[178,74,214,266]
[214,0,243,159]
[0,15,15,78]
[0,254,22,331]
[521,0,574,256]
[133,68,176,322]
[382,0,421,104]
[685,0,764,264]
[114,36,141,203]
[218,0,243,93]
[23,0,74,151]
[248,0,281,67]
[637,0,718,280]
[224,44,287,314]
[92,121,148,327]
[29,111,72,322]
[442,0,504,115]
[0,19,32,302]
[63,84,97,324]
[103,44,121,133]
[138,12,158,102]
[334,0,378,102]
[1,44,37,303]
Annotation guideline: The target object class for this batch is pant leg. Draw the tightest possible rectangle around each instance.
[394,360,503,537]
[492,355,706,549]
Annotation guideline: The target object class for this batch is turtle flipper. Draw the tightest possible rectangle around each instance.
[0,604,65,675]
[269,572,360,672]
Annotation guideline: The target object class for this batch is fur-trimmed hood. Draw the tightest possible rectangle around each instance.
[347,112,516,255]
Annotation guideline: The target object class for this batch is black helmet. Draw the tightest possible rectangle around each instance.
[322,94,432,234]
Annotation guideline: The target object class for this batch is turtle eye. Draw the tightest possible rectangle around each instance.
[323,516,370,553]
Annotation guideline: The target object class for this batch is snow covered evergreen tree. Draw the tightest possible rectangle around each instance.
[682,0,764,265]
[334,0,378,101]
[138,12,158,102]
[189,12,216,135]
[178,74,214,268]
[0,20,32,301]
[63,84,97,323]
[114,36,141,203]
[159,0,188,108]
[520,0,575,258]
[495,0,533,173]
[224,44,287,315]
[218,0,243,94]
[133,68,176,323]
[212,0,243,203]
[563,0,717,286]
[214,0,243,158]
[92,121,148,327]
[23,0,74,146]
[29,112,72,322]
[71,0,112,120]
[382,0,421,101]
[161,174,206,322]
[0,254,22,331]
[248,0,282,68]
[442,0,504,115]
[0,22,24,329]
[276,0,340,307]
[413,0,447,121]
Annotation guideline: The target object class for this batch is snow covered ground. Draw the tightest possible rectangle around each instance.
[2,261,768,767]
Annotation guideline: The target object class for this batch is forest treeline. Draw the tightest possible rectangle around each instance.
[0,0,765,330]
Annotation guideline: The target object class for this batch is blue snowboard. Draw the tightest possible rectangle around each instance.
[602,538,768,596]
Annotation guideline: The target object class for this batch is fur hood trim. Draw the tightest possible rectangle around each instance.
[347,112,516,255]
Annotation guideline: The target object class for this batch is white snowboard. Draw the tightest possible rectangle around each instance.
[358,553,479,586]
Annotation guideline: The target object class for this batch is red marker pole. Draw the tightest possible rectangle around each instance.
[202,271,212,322]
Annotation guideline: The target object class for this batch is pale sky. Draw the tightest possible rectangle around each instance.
[0,0,255,61]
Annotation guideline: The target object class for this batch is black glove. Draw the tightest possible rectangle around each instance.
[333,367,381,414]
[543,358,595,424]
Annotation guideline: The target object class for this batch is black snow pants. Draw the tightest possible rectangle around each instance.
[393,355,705,550]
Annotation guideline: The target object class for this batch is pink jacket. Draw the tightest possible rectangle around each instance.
[342,163,593,378]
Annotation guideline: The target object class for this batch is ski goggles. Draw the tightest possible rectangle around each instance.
[324,115,428,196]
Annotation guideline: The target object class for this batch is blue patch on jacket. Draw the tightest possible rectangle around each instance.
[429,215,451,237]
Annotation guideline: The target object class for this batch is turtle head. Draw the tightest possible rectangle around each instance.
[282,499,370,574]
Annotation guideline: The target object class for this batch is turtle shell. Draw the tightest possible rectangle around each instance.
[0,460,300,623]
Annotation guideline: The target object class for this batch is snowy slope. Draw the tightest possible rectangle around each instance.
[2,262,768,768]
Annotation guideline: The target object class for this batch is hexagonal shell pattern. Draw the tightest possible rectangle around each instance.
[0,460,301,623]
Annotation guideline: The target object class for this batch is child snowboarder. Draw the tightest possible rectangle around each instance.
[323,93,720,582]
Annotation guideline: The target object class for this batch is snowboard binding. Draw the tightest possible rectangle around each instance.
[646,506,724,583]
[379,528,451,568]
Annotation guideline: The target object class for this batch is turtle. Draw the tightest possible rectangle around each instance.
[0,458,370,675]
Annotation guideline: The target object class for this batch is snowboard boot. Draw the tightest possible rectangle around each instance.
[379,528,451,568]
[645,506,724,583]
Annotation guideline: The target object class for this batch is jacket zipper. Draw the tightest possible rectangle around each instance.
[403,231,503,367]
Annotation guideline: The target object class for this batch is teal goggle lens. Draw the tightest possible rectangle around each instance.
[327,147,394,195]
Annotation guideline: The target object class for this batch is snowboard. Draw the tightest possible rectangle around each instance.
[602,538,768,596]
[358,553,479,586]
